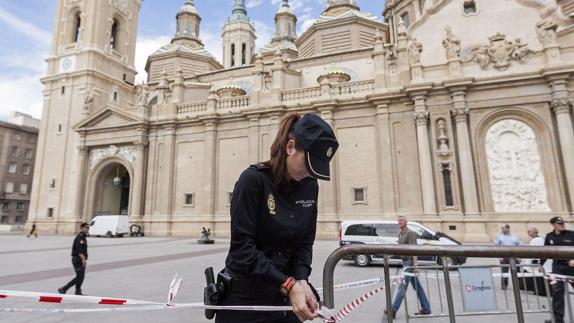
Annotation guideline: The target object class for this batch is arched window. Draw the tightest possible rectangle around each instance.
[110,19,119,50]
[242,43,246,66]
[73,13,81,43]
[463,0,477,15]
[231,43,236,67]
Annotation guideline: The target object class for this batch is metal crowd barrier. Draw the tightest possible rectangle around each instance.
[322,244,574,323]
[401,264,554,322]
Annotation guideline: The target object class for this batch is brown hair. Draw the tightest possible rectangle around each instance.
[262,112,304,186]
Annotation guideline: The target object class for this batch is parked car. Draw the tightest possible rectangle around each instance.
[89,215,129,238]
[339,220,466,267]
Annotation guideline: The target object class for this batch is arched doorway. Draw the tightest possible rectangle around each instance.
[92,162,131,217]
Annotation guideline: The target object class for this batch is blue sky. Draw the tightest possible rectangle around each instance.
[0,0,386,121]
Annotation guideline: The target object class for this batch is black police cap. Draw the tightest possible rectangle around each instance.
[549,217,565,224]
[80,222,90,228]
[293,114,339,181]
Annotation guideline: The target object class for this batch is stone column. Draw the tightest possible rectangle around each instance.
[552,99,574,210]
[248,115,260,163]
[318,108,337,217]
[74,145,89,220]
[549,78,574,211]
[203,120,217,221]
[413,95,437,215]
[164,125,176,234]
[450,92,479,215]
[130,140,147,219]
[376,104,397,214]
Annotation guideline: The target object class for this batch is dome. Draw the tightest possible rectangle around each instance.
[179,0,199,16]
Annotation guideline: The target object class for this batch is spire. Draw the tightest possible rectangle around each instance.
[174,0,202,45]
[230,0,249,22]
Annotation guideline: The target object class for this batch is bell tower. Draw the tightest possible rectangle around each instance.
[222,0,257,69]
[28,0,142,233]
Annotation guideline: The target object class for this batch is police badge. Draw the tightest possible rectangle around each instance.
[267,194,276,216]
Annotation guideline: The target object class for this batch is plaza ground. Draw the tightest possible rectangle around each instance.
[0,234,563,322]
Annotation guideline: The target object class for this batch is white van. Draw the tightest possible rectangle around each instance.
[339,220,466,267]
[89,215,129,238]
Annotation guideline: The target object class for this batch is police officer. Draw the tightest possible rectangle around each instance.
[58,222,89,295]
[216,113,338,323]
[543,217,574,323]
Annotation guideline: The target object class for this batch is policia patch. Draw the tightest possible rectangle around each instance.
[267,194,276,216]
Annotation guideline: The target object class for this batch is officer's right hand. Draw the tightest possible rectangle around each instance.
[289,282,318,322]
[82,259,87,267]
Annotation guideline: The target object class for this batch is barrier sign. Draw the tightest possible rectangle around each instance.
[459,267,497,312]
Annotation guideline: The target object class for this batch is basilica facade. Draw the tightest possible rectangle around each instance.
[28,0,574,241]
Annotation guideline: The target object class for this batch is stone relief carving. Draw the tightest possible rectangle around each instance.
[408,37,423,65]
[442,26,461,60]
[90,145,136,170]
[515,0,573,26]
[536,18,559,47]
[462,33,532,71]
[485,119,551,212]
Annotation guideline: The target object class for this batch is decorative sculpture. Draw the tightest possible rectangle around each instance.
[462,33,532,70]
[198,227,215,244]
[442,26,461,60]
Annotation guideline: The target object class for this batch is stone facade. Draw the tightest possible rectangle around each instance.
[0,113,39,224]
[28,0,574,241]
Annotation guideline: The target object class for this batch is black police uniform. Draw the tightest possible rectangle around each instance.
[60,232,88,294]
[215,164,319,323]
[543,229,574,323]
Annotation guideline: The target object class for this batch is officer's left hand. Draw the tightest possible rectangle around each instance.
[300,280,318,314]
[569,260,574,268]
[289,281,318,322]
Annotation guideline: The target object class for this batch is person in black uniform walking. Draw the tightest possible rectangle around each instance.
[215,112,338,323]
[58,222,90,295]
[543,217,574,323]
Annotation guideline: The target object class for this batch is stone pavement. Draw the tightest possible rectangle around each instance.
[0,234,561,322]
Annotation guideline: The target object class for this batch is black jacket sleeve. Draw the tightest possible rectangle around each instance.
[541,233,550,266]
[292,182,318,281]
[225,170,288,285]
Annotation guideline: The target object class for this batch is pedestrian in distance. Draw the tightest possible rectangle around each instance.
[494,223,520,290]
[58,222,89,296]
[384,215,431,319]
[214,113,339,323]
[543,217,574,323]
[27,223,38,238]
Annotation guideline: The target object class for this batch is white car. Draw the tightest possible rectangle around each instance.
[339,220,466,267]
[89,215,129,238]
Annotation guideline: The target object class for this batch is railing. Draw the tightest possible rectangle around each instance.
[282,86,321,102]
[177,101,208,116]
[217,96,251,112]
[322,244,574,323]
[330,79,375,97]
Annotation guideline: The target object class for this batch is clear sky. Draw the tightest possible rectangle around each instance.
[0,0,386,121]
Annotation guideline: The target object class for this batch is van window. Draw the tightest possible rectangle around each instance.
[409,224,433,239]
[374,224,400,237]
[90,220,95,226]
[345,224,375,236]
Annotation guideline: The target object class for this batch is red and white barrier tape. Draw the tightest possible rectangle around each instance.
[0,290,157,306]
[0,275,404,321]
